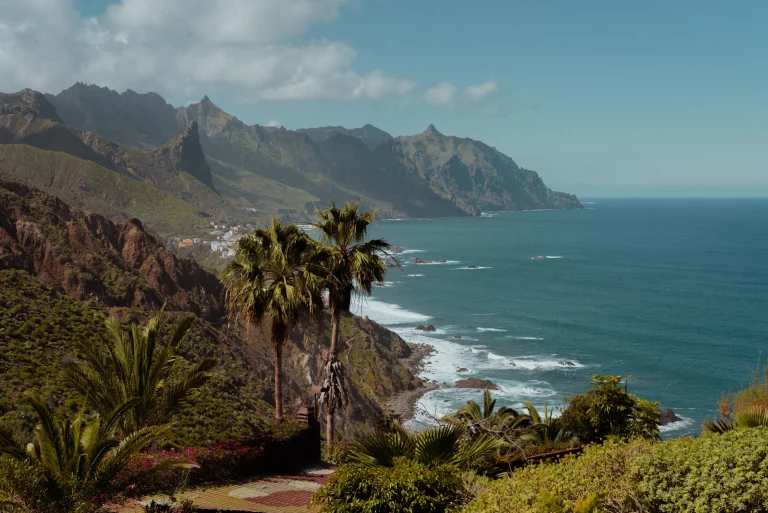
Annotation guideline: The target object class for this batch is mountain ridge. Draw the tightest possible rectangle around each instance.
[1,83,582,238]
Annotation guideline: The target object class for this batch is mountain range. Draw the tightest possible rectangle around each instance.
[1,82,581,237]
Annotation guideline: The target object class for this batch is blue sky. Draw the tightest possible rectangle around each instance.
[3,0,767,196]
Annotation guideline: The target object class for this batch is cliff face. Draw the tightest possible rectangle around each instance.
[45,82,179,150]
[0,179,223,319]
[395,125,583,213]
[153,121,215,189]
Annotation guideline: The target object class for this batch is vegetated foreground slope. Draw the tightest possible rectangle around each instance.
[0,180,422,446]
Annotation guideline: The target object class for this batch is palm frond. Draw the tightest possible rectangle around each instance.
[414,424,464,466]
[703,419,734,434]
[733,406,768,428]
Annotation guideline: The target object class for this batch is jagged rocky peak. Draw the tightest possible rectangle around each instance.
[153,120,215,189]
[198,95,220,113]
[424,123,441,136]
[0,88,63,123]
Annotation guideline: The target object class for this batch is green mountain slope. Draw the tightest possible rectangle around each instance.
[0,145,207,236]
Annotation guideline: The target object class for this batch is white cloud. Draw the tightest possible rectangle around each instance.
[425,82,457,106]
[266,119,281,127]
[0,0,414,102]
[464,80,498,101]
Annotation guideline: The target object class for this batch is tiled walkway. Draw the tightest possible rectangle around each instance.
[119,466,333,513]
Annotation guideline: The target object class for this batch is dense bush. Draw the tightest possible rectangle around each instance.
[631,427,768,512]
[558,375,661,443]
[463,439,652,513]
[312,458,468,513]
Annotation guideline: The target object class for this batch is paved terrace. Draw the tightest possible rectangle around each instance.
[118,466,333,513]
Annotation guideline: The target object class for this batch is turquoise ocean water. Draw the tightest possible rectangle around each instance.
[355,199,768,436]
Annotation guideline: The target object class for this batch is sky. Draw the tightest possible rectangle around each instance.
[1,0,766,196]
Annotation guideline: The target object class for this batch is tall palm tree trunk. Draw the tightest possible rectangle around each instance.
[326,406,335,444]
[329,307,341,358]
[274,341,284,425]
[326,308,342,442]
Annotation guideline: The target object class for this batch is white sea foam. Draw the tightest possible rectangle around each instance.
[361,298,582,426]
[658,417,694,433]
[406,274,425,277]
[411,379,559,426]
[507,336,545,341]
[399,249,426,254]
[509,357,583,370]
[355,298,431,325]
[546,256,564,259]
[416,260,461,265]
[477,327,507,332]
[452,266,492,270]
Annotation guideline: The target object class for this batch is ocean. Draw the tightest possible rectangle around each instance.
[353,198,768,437]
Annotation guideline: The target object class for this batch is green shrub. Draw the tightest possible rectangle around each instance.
[559,375,660,443]
[463,439,652,513]
[631,427,768,512]
[312,458,467,513]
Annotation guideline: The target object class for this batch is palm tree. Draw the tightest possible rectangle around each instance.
[221,219,327,424]
[0,393,190,513]
[313,202,390,442]
[521,401,574,446]
[347,420,504,471]
[703,406,768,434]
[62,309,218,435]
[444,389,532,435]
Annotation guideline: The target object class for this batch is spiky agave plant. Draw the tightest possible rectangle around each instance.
[347,421,505,471]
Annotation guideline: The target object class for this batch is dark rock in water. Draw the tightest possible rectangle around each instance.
[455,378,500,390]
[467,265,478,269]
[434,259,447,263]
[454,335,462,339]
[416,324,436,332]
[660,408,683,426]
[414,256,427,264]
[456,367,469,373]
[558,361,576,367]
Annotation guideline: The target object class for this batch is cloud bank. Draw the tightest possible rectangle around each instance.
[0,0,414,101]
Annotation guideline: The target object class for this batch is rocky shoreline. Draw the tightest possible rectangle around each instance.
[385,342,438,421]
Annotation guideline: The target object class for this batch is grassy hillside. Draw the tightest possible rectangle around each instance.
[0,145,207,236]
[0,269,275,446]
